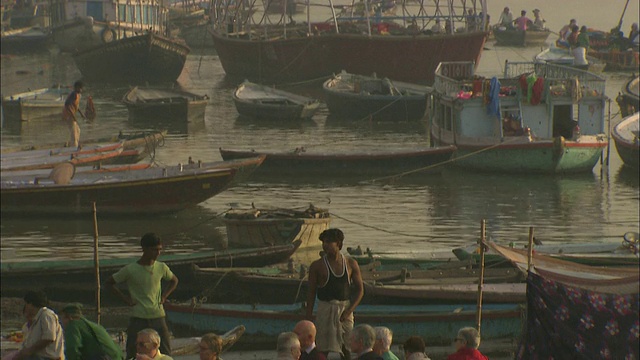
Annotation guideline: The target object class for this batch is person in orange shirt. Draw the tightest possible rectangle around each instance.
[62,81,86,148]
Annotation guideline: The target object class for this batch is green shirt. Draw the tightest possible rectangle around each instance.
[112,261,175,318]
[65,317,124,360]
[383,351,400,360]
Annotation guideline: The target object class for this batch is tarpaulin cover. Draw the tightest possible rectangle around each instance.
[516,271,639,359]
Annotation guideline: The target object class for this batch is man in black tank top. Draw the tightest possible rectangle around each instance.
[306,229,365,360]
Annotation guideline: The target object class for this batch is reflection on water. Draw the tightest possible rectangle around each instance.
[1,42,639,265]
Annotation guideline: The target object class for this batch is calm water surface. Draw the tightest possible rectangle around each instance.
[1,0,638,264]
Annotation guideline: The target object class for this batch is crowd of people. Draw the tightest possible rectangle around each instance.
[496,7,546,31]
[4,229,489,360]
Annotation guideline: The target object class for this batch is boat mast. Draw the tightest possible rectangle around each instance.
[615,0,630,33]
[328,0,339,34]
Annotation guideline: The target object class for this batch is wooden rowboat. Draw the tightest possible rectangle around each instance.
[1,241,302,301]
[219,145,456,178]
[122,86,209,124]
[164,301,524,347]
[612,112,639,170]
[232,81,320,121]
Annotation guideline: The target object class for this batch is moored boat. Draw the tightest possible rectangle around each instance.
[0,241,302,301]
[0,143,127,171]
[612,112,639,170]
[49,0,172,53]
[232,81,320,121]
[210,0,488,85]
[222,205,331,248]
[429,61,608,174]
[616,75,639,118]
[0,25,51,53]
[534,45,606,73]
[165,302,524,346]
[1,86,71,125]
[218,145,456,178]
[72,32,190,84]
[0,164,237,215]
[122,86,209,124]
[322,71,429,121]
[171,325,245,356]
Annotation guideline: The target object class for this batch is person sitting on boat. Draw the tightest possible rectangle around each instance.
[276,332,302,360]
[497,7,513,30]
[135,328,173,360]
[60,303,124,360]
[198,333,223,360]
[373,327,399,360]
[62,80,86,148]
[430,19,445,34]
[531,9,546,30]
[567,24,580,49]
[403,336,430,360]
[306,228,364,360]
[465,9,477,32]
[447,327,487,360]
[294,320,326,360]
[557,18,577,47]
[514,10,532,31]
[106,233,179,360]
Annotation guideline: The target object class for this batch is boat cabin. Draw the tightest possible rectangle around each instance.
[428,61,607,143]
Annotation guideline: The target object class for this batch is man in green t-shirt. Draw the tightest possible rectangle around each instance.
[106,233,179,359]
[60,303,124,360]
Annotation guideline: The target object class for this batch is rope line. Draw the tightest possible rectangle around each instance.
[329,211,432,238]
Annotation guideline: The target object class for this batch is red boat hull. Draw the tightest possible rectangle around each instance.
[212,30,487,85]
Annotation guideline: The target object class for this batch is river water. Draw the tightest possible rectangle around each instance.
[1,1,638,265]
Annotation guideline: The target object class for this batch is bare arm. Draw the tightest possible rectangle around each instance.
[341,258,364,321]
[161,275,179,304]
[106,275,135,306]
[305,261,320,320]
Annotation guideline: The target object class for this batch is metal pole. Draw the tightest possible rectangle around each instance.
[476,219,486,336]
[93,202,101,324]
[527,226,534,273]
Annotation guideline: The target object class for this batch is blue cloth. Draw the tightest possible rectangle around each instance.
[487,77,501,118]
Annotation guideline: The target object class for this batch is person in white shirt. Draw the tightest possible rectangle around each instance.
[13,291,65,360]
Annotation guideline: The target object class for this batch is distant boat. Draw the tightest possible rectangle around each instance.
[165,302,524,347]
[1,86,71,125]
[492,26,550,47]
[122,86,209,124]
[0,26,51,54]
[429,61,608,174]
[219,145,456,177]
[222,205,331,248]
[209,0,488,85]
[73,32,190,84]
[612,112,639,170]
[322,71,429,122]
[232,81,320,121]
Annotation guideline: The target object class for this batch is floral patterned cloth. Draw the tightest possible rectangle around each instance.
[516,271,639,359]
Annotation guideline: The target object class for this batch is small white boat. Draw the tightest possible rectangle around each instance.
[534,45,606,73]
[1,86,71,125]
[232,81,320,121]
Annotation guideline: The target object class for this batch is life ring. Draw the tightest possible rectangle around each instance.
[101,27,116,43]
[553,136,565,157]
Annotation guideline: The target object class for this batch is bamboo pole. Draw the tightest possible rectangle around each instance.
[527,226,534,273]
[93,202,101,324]
[475,219,486,336]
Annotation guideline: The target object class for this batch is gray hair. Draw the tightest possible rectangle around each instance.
[457,327,480,349]
[277,332,300,353]
[374,326,393,351]
[352,324,376,349]
[138,328,161,348]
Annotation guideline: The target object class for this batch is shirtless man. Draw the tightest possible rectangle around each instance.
[306,228,364,360]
